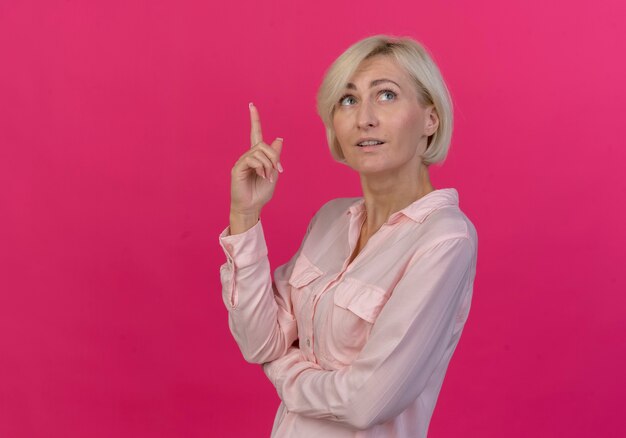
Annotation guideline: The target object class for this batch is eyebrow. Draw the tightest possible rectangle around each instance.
[346,79,402,90]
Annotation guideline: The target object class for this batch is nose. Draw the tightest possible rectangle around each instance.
[356,99,378,130]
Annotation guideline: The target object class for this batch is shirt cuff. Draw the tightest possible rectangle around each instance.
[218,219,268,269]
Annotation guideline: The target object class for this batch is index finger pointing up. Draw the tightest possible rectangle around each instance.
[249,102,263,148]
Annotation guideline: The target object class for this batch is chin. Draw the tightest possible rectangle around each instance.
[350,162,395,176]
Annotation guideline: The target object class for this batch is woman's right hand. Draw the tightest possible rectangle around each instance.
[229,103,284,233]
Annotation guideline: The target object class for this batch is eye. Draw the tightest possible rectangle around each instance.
[379,90,397,101]
[339,95,357,106]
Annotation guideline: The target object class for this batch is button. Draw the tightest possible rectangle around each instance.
[306,338,311,347]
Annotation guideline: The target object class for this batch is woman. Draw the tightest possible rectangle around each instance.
[219,35,478,437]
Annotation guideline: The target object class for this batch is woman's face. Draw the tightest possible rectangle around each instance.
[332,55,438,176]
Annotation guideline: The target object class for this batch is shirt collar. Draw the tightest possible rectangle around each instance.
[347,188,459,224]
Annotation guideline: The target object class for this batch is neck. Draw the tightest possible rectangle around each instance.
[359,161,434,235]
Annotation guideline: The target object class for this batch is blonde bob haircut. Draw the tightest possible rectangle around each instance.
[316,35,454,166]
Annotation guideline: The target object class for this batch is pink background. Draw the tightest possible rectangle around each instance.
[1,1,625,437]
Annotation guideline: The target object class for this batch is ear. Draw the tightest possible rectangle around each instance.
[425,105,439,136]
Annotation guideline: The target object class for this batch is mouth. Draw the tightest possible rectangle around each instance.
[356,139,386,147]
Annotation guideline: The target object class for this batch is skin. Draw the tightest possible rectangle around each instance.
[229,55,439,248]
[333,55,439,263]
[229,103,283,235]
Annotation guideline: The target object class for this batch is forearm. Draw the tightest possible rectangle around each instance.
[220,221,297,364]
[229,210,259,235]
[263,321,459,430]
[263,350,361,427]
[226,263,295,363]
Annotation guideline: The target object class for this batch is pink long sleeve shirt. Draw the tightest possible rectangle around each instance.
[219,188,478,437]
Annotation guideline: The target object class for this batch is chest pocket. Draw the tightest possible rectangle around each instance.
[319,278,390,366]
[333,278,389,323]
[288,253,323,289]
[287,254,324,329]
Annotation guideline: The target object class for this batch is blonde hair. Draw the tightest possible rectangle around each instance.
[316,35,454,166]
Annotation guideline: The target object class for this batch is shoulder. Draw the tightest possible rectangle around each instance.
[311,197,360,225]
[296,197,357,257]
[420,204,478,251]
